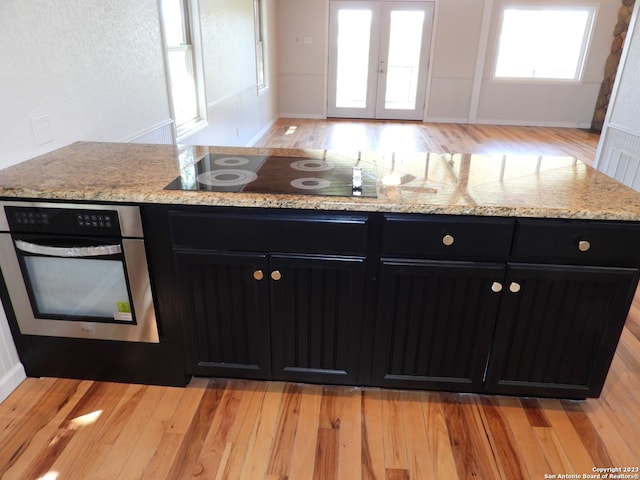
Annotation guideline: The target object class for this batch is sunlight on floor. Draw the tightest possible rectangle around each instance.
[69,410,103,429]
[37,472,59,480]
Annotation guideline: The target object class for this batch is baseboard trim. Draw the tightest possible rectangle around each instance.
[0,363,26,403]
[247,117,279,146]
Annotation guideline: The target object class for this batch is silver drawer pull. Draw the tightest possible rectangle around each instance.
[578,240,591,252]
[491,282,503,293]
[509,282,521,293]
[442,234,455,246]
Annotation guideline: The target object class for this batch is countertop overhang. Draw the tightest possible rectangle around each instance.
[2,141,640,220]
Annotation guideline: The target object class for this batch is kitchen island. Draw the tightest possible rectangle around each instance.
[2,141,640,399]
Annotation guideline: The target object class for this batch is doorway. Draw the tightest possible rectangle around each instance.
[327,1,434,120]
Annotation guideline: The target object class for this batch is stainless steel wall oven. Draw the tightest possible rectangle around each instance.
[0,201,159,343]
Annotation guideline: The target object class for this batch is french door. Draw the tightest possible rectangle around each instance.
[328,1,434,120]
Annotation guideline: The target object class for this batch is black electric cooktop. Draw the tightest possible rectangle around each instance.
[165,153,378,198]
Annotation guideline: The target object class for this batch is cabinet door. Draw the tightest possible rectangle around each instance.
[269,254,367,384]
[485,264,639,399]
[373,259,505,392]
[174,250,271,379]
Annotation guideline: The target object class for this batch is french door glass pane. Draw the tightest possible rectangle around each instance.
[336,10,372,109]
[384,10,424,110]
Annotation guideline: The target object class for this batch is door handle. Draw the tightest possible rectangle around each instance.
[253,270,264,281]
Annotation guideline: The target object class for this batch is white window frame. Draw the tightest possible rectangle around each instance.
[254,0,269,94]
[492,3,597,84]
[160,0,207,142]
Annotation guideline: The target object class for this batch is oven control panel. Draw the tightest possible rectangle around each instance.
[5,206,121,236]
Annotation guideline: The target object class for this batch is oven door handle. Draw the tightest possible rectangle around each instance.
[14,239,122,258]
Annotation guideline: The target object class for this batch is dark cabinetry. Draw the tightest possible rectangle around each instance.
[169,207,369,385]
[156,206,640,399]
[484,220,640,398]
[374,215,640,398]
[374,215,513,392]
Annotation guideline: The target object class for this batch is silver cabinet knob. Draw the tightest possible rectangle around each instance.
[491,282,503,293]
[442,234,455,246]
[578,240,591,252]
[253,270,264,281]
[271,270,282,281]
[509,282,521,293]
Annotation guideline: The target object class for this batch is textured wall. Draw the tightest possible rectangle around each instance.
[0,0,172,168]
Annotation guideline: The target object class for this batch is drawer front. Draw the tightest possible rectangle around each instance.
[169,209,369,255]
[512,219,640,266]
[382,215,515,260]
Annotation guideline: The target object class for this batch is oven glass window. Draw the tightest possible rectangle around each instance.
[23,256,134,322]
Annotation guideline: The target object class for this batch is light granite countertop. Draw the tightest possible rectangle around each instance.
[2,141,640,220]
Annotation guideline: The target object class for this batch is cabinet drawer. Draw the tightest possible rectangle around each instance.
[169,209,369,255]
[512,219,640,266]
[382,215,515,260]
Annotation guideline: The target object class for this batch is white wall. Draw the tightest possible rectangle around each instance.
[594,1,640,187]
[183,0,279,146]
[276,0,620,127]
[0,0,173,169]
[276,0,328,118]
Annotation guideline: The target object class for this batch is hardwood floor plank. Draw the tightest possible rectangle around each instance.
[538,398,596,473]
[496,396,552,480]
[478,396,529,479]
[140,377,211,478]
[289,383,323,480]
[239,382,285,480]
[115,386,186,480]
[92,384,167,479]
[561,400,614,468]
[164,378,228,479]
[193,379,246,478]
[400,390,434,480]
[0,378,85,478]
[361,388,386,480]
[312,427,339,480]
[265,383,303,477]
[579,399,638,466]
[440,393,501,479]
[20,381,130,480]
[420,392,459,480]
[213,381,268,480]
[533,427,574,473]
[380,389,409,470]
[337,387,362,480]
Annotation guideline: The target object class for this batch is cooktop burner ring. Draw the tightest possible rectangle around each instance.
[290,177,332,190]
[197,169,258,187]
[213,156,250,167]
[290,159,335,172]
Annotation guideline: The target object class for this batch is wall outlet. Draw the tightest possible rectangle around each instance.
[31,115,54,145]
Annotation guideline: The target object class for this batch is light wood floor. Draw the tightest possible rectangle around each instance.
[3,121,640,480]
[255,118,601,165]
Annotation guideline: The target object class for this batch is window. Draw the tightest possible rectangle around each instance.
[494,5,596,81]
[161,0,205,137]
[254,0,268,91]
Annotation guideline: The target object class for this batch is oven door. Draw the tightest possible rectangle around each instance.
[0,233,159,343]
[14,235,135,323]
